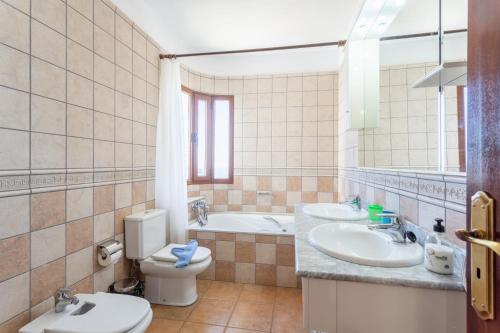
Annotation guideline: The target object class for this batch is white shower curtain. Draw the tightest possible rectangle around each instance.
[155,59,188,244]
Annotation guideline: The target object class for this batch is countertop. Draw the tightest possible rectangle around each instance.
[294,205,466,291]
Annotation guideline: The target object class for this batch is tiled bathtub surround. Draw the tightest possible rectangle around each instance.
[182,67,340,213]
[188,230,298,288]
[0,0,159,331]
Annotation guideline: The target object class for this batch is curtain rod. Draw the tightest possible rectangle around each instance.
[159,29,467,59]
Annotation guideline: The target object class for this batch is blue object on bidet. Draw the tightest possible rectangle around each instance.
[171,240,199,268]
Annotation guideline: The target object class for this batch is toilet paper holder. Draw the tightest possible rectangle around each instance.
[97,240,124,266]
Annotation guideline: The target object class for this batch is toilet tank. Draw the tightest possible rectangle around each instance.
[125,209,167,260]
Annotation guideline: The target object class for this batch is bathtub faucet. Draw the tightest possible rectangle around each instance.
[192,200,209,226]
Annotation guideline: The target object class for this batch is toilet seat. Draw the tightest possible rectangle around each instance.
[151,244,211,264]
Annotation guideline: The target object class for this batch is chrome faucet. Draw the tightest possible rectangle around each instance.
[342,195,362,211]
[367,213,407,243]
[55,288,79,313]
[263,216,287,232]
[192,200,209,226]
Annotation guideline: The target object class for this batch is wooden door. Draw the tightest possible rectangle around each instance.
[466,0,500,331]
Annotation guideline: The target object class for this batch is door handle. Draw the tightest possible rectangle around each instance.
[455,229,500,255]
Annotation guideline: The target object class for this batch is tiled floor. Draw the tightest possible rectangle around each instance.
[147,280,306,333]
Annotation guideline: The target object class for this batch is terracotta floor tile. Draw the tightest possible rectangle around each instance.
[203,281,243,301]
[224,328,262,333]
[239,284,276,304]
[228,301,274,332]
[271,304,307,333]
[152,303,197,321]
[275,287,302,307]
[146,318,184,333]
[180,322,225,333]
[187,298,235,326]
[197,279,212,297]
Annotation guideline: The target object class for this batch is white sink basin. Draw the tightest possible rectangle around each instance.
[308,223,424,267]
[303,203,369,221]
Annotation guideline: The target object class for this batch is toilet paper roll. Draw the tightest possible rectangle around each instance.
[98,249,123,266]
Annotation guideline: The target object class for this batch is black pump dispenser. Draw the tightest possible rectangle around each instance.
[433,218,445,233]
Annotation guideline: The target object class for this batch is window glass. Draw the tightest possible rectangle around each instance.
[213,99,231,179]
[196,99,208,177]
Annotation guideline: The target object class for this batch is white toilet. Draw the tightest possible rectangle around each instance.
[125,209,212,306]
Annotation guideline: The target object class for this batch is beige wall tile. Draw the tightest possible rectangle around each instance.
[67,137,93,169]
[0,1,29,52]
[116,66,132,95]
[94,185,115,214]
[0,272,29,324]
[116,41,132,71]
[0,234,29,282]
[67,7,93,49]
[94,55,114,88]
[30,296,54,320]
[30,257,65,306]
[94,0,114,35]
[255,264,276,286]
[31,57,66,102]
[256,243,276,265]
[115,142,132,167]
[235,263,255,284]
[31,191,65,231]
[0,196,30,240]
[66,246,93,286]
[31,133,66,169]
[116,92,133,119]
[31,95,66,135]
[115,13,132,47]
[67,39,93,79]
[67,72,93,109]
[216,241,235,262]
[94,140,115,168]
[31,19,66,68]
[0,44,30,91]
[0,86,29,131]
[132,181,146,205]
[31,224,65,269]
[94,25,114,62]
[0,128,29,170]
[66,217,93,254]
[67,187,93,222]
[94,112,115,141]
[94,83,115,115]
[94,211,114,243]
[67,0,93,20]
[115,183,132,209]
[93,264,114,292]
[276,266,297,288]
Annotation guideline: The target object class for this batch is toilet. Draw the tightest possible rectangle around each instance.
[19,292,152,333]
[125,209,212,306]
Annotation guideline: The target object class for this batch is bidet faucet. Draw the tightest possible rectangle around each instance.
[55,288,79,313]
[367,213,408,243]
[192,200,209,226]
[342,195,362,211]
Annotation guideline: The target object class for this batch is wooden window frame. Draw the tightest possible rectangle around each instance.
[182,86,234,185]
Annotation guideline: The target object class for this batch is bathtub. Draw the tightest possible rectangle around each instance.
[188,212,295,235]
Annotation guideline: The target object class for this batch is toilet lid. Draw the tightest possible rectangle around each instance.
[151,244,211,263]
[44,293,150,333]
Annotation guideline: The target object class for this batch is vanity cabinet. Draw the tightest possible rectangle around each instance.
[302,278,466,333]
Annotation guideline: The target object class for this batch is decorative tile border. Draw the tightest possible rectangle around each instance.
[0,168,156,196]
[340,167,466,212]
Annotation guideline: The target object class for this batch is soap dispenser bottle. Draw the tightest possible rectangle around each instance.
[424,218,454,275]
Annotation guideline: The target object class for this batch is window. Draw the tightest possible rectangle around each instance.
[182,87,234,184]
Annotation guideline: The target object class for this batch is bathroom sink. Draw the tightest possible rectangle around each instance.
[303,203,369,221]
[308,223,424,267]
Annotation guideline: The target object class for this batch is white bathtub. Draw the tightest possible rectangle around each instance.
[188,212,295,235]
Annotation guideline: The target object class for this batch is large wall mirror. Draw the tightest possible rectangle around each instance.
[357,0,467,173]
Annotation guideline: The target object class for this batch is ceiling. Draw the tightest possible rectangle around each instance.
[111,0,467,76]
[111,0,365,75]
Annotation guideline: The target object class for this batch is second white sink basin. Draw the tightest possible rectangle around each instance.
[303,203,369,221]
[308,223,424,267]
